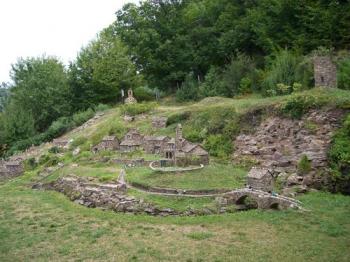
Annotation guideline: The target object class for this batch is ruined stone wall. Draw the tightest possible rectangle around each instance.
[233,109,345,174]
[313,56,337,88]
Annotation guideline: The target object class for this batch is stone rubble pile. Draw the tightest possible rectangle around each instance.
[234,109,343,172]
[233,109,346,194]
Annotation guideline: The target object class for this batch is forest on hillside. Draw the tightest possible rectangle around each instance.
[0,0,350,157]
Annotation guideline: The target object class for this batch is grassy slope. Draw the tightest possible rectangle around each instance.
[1,88,350,261]
[0,174,350,261]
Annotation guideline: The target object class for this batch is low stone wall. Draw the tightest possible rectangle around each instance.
[130,182,230,196]
[111,158,154,167]
[41,176,181,216]
[38,176,301,216]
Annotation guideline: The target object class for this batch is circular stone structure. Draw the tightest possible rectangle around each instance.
[149,161,204,172]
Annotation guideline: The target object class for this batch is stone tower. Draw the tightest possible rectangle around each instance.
[175,124,183,150]
[124,89,137,104]
[313,56,337,88]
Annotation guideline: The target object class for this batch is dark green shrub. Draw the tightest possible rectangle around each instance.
[72,109,94,126]
[176,73,200,102]
[221,54,258,97]
[263,50,312,96]
[328,114,350,194]
[199,66,226,98]
[282,95,318,119]
[38,154,51,165]
[108,122,127,136]
[48,146,60,154]
[24,157,37,170]
[184,129,202,143]
[338,58,350,90]
[166,111,191,125]
[134,86,155,101]
[204,135,233,158]
[71,137,88,148]
[298,155,312,174]
[94,104,110,112]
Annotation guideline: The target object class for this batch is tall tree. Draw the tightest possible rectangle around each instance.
[9,56,71,132]
[69,26,140,110]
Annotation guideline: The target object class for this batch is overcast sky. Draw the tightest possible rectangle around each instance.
[0,0,138,83]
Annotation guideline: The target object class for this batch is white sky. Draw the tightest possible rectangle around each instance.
[0,0,138,83]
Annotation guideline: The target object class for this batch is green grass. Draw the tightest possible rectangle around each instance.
[126,163,247,190]
[128,188,215,211]
[0,172,350,261]
[2,88,350,260]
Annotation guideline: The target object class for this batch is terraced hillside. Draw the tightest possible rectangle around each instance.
[1,88,350,261]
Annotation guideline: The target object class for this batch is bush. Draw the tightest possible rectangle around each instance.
[72,108,95,126]
[48,146,60,154]
[184,129,203,143]
[338,58,350,90]
[108,121,127,136]
[24,157,37,170]
[282,94,320,119]
[298,155,312,174]
[166,111,191,126]
[134,86,155,101]
[221,54,258,97]
[263,50,312,96]
[204,135,233,158]
[71,137,88,148]
[94,104,111,112]
[199,66,226,98]
[176,73,200,102]
[120,102,156,116]
[328,114,350,194]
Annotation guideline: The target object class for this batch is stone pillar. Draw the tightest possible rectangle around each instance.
[313,56,337,88]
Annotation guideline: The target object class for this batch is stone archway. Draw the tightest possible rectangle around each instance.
[236,195,258,209]
[270,202,280,210]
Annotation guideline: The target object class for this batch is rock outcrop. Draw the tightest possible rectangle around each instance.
[233,109,344,173]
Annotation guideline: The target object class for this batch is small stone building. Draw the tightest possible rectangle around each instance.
[120,129,144,152]
[53,138,70,148]
[247,167,274,192]
[124,89,137,104]
[163,124,209,165]
[5,161,24,175]
[92,136,119,153]
[143,136,170,154]
[313,56,337,88]
[152,116,167,129]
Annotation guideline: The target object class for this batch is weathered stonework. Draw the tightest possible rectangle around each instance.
[92,136,119,153]
[247,168,274,192]
[152,116,167,129]
[233,109,344,175]
[124,89,137,104]
[313,56,337,88]
[0,159,24,181]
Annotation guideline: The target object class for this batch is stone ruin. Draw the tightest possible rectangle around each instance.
[233,109,346,195]
[313,55,337,88]
[152,116,167,129]
[92,125,210,166]
[124,89,137,104]
[246,167,274,192]
[92,136,119,153]
[0,159,24,181]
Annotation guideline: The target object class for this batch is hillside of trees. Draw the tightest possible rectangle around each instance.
[0,0,350,157]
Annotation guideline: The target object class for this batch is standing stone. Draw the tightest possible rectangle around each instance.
[124,89,137,104]
[313,56,337,88]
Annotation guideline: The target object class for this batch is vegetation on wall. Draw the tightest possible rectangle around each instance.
[328,113,350,194]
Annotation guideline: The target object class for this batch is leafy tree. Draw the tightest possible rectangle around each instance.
[0,82,10,112]
[69,26,140,110]
[2,101,36,143]
[9,56,71,132]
